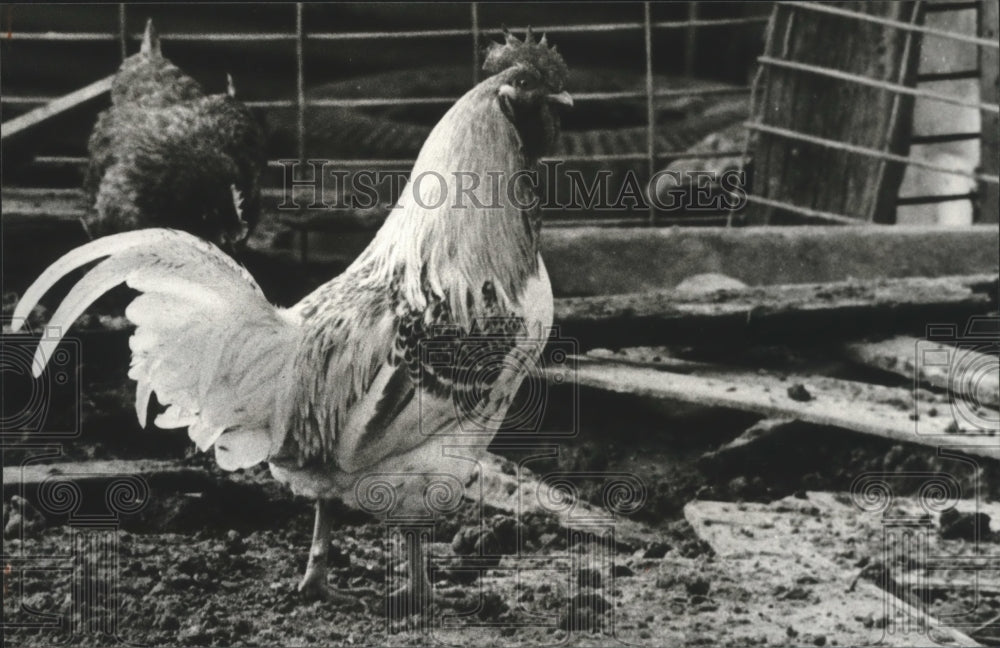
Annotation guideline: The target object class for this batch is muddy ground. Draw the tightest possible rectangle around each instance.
[3,302,999,646]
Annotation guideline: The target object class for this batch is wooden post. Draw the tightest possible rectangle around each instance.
[748,2,924,224]
[978,0,999,223]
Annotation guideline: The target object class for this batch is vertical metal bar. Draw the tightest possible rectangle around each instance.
[978,0,999,223]
[117,4,127,60]
[644,2,656,224]
[295,2,308,264]
[295,3,306,166]
[471,3,481,84]
[684,2,699,77]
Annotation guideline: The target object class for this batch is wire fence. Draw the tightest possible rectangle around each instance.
[2,1,998,230]
[2,2,770,228]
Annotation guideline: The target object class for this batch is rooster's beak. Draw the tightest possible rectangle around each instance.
[547,91,574,107]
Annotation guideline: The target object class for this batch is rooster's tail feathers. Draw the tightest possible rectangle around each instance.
[12,229,262,375]
[12,228,297,470]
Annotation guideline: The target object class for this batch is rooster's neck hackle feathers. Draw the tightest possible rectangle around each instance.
[483,27,568,91]
[351,75,540,329]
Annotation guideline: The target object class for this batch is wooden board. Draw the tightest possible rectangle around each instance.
[470,452,662,552]
[1,75,113,142]
[2,459,215,501]
[555,274,999,348]
[553,356,1000,460]
[846,336,1000,409]
[748,2,922,224]
[684,495,982,646]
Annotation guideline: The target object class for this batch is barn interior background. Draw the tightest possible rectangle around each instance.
[2,2,1000,647]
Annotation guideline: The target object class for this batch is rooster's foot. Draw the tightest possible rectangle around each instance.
[297,573,369,612]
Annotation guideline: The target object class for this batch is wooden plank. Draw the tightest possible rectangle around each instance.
[684,496,982,647]
[471,452,661,551]
[2,459,215,501]
[0,454,659,551]
[555,274,999,348]
[551,356,1000,460]
[979,0,1000,223]
[846,336,1000,409]
[748,2,923,224]
[1,74,113,142]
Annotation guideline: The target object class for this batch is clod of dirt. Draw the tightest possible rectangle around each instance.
[612,564,635,578]
[3,496,45,539]
[787,383,813,402]
[576,568,602,589]
[939,508,993,541]
[232,619,253,637]
[779,586,813,602]
[686,577,712,597]
[560,592,611,632]
[450,515,521,557]
[449,591,508,621]
[451,525,479,555]
[643,541,670,558]
[225,529,246,555]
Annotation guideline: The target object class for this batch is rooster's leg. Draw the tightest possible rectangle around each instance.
[386,531,432,617]
[298,499,368,610]
[298,499,332,596]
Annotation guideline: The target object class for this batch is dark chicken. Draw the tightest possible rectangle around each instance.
[15,29,571,615]
[85,19,264,253]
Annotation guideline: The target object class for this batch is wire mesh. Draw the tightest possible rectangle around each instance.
[0,2,997,228]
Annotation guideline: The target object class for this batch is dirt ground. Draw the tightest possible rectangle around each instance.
[4,474,999,647]
[3,305,999,646]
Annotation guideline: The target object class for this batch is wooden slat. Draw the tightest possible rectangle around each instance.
[2,459,215,500]
[551,356,1000,460]
[555,274,998,348]
[1,75,113,142]
[472,452,661,551]
[684,496,982,647]
[846,336,1000,409]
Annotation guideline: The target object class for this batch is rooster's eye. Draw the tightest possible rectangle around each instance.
[516,76,535,90]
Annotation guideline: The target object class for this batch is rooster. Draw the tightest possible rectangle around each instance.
[14,30,571,612]
[85,19,264,253]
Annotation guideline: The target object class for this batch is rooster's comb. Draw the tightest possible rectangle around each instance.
[483,27,568,90]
